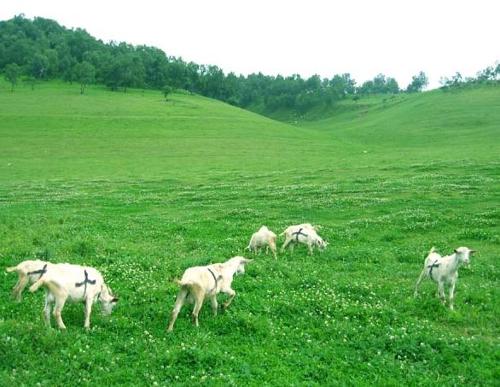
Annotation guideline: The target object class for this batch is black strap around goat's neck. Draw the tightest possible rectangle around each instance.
[28,264,48,280]
[292,228,308,242]
[427,260,440,279]
[207,268,218,291]
[75,270,96,298]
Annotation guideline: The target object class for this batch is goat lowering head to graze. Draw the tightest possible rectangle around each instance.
[414,246,475,310]
[280,224,327,255]
[29,263,118,329]
[167,256,252,332]
[6,260,54,302]
[247,225,277,259]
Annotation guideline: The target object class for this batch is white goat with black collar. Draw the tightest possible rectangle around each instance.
[280,224,327,255]
[167,256,252,332]
[29,263,118,329]
[6,260,54,302]
[414,246,475,310]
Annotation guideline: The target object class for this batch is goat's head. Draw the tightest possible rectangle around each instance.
[454,247,475,266]
[100,284,119,316]
[226,256,253,275]
[315,237,328,251]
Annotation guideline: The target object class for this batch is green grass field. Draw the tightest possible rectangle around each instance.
[0,80,499,385]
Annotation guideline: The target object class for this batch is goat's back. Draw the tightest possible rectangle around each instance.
[43,263,104,288]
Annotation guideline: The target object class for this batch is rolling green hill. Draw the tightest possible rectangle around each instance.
[0,81,498,385]
[0,81,317,183]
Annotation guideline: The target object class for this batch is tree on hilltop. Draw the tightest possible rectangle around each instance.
[162,85,173,101]
[4,63,21,91]
[406,71,428,92]
[30,53,49,80]
[73,61,95,94]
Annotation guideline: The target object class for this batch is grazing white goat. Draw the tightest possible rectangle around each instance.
[6,260,54,302]
[280,224,327,255]
[29,263,118,329]
[167,256,252,332]
[247,225,277,259]
[414,246,475,310]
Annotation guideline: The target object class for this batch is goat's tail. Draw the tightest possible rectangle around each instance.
[29,278,46,293]
[174,279,203,295]
[5,266,18,273]
[174,279,196,288]
[173,278,183,286]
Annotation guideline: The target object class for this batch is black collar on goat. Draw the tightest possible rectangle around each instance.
[28,264,48,279]
[207,268,219,291]
[75,270,97,297]
[427,260,441,280]
[292,228,308,242]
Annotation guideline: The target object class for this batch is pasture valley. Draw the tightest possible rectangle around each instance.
[0,80,499,385]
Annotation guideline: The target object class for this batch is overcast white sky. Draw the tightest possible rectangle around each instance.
[1,0,499,89]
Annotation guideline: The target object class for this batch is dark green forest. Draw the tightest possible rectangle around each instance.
[1,15,498,117]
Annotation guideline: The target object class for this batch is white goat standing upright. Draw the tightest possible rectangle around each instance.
[167,256,252,332]
[414,246,475,310]
[29,263,118,329]
[6,260,54,302]
[247,225,277,259]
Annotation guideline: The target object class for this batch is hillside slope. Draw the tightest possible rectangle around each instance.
[301,86,500,166]
[0,81,319,183]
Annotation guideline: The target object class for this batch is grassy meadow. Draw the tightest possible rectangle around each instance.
[0,80,499,385]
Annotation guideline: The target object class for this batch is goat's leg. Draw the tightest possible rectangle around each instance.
[222,288,236,309]
[43,293,53,327]
[437,282,446,306]
[12,274,29,302]
[167,288,188,332]
[281,238,292,252]
[307,242,314,255]
[191,290,205,327]
[449,279,456,311]
[83,298,93,329]
[210,295,218,316]
[414,269,427,297]
[270,242,277,259]
[53,295,68,329]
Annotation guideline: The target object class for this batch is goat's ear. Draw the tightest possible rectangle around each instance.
[469,250,476,254]
[242,258,253,264]
[454,249,459,254]
[112,297,119,303]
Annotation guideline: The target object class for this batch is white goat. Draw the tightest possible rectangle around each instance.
[29,263,118,329]
[247,225,277,259]
[167,256,252,332]
[414,246,475,310]
[6,260,54,301]
[280,224,327,255]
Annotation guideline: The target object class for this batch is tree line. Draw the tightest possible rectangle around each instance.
[1,15,498,116]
